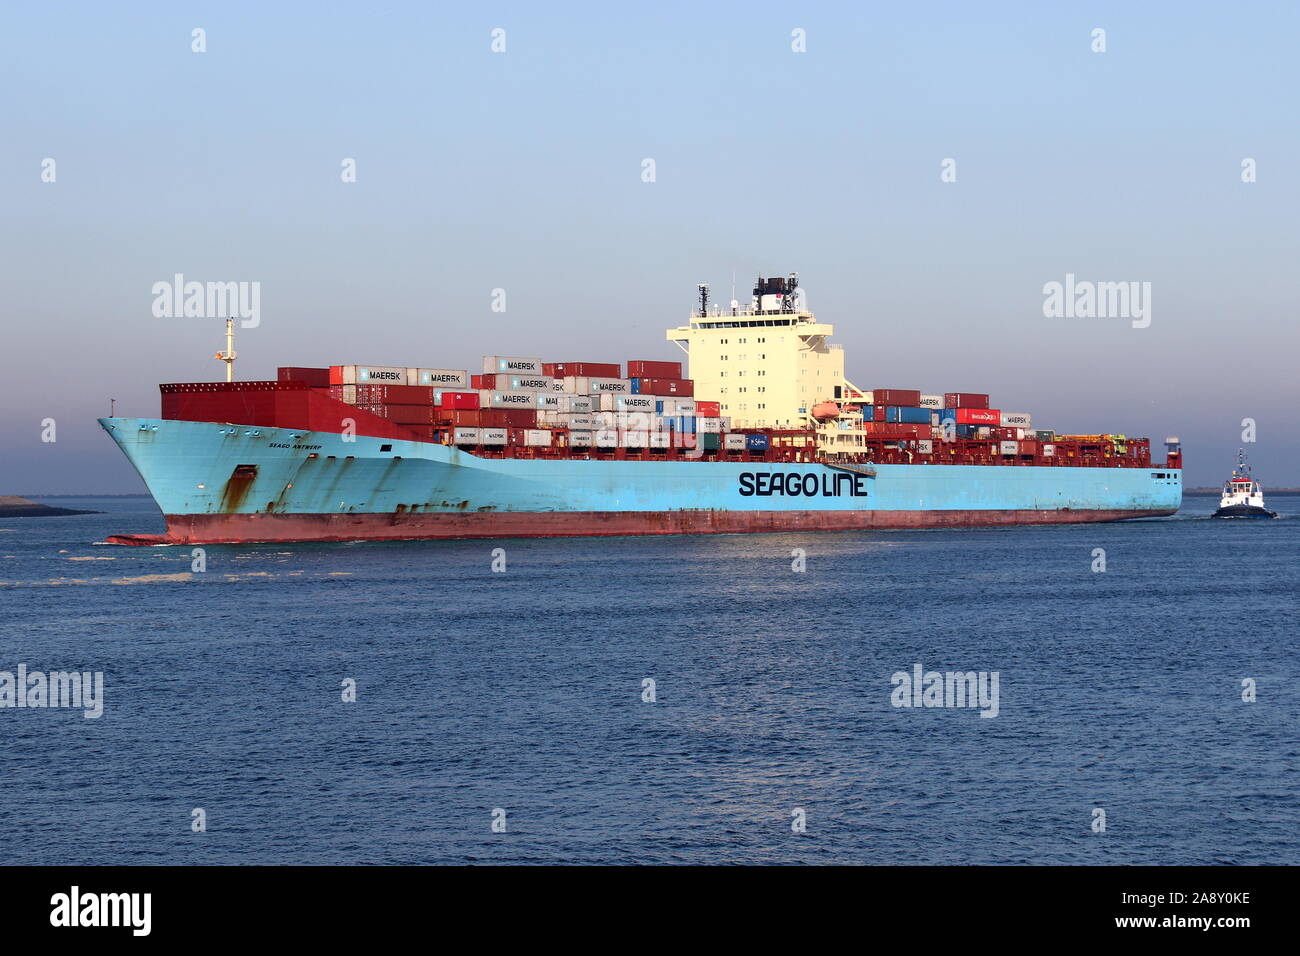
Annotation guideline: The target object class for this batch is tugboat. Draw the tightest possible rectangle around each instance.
[1212,449,1277,518]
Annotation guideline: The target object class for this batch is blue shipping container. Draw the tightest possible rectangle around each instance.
[630,378,644,394]
[745,434,769,450]
[887,406,931,424]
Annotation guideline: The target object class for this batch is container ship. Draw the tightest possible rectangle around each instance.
[99,274,1183,544]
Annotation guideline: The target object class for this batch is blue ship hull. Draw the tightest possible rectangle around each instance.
[99,417,1183,543]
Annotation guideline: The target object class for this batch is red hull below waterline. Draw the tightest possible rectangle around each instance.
[103,507,1174,546]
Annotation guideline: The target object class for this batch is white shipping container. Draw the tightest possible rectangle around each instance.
[597,411,653,429]
[595,428,619,448]
[999,440,1019,455]
[551,380,566,392]
[723,433,747,451]
[1042,444,1056,457]
[564,414,596,429]
[619,429,648,447]
[917,439,933,454]
[568,430,594,448]
[697,417,722,433]
[977,427,991,439]
[482,356,543,374]
[616,395,657,412]
[1000,412,1032,428]
[565,376,632,395]
[558,394,593,413]
[480,428,508,445]
[597,393,632,411]
[482,374,554,392]
[335,365,406,385]
[717,416,732,430]
[649,432,671,448]
[535,393,561,409]
[668,399,697,415]
[930,412,941,427]
[919,394,944,409]
[524,430,552,447]
[452,427,480,444]
[482,390,537,409]
[336,385,358,404]
[409,368,469,388]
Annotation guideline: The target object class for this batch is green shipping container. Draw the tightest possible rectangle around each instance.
[702,433,721,452]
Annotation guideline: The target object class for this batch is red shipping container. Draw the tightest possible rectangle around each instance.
[501,409,537,427]
[944,392,990,409]
[434,390,479,409]
[636,378,694,396]
[864,422,926,437]
[873,406,886,422]
[872,388,922,406]
[545,362,621,378]
[952,408,1000,425]
[470,373,496,389]
[627,360,682,378]
[436,409,509,427]
[695,400,721,416]
[350,384,433,405]
[278,366,330,387]
[355,404,437,425]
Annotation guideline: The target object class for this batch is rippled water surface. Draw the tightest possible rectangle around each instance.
[1,495,1295,864]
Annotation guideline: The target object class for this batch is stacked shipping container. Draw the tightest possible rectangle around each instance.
[287,363,1077,464]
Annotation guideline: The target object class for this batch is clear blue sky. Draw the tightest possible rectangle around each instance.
[2,0,1296,491]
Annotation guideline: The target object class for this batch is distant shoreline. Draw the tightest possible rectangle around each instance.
[1187,488,1300,495]
[18,494,152,499]
[0,495,101,517]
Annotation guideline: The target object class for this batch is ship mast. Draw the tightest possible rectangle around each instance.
[215,318,237,382]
